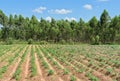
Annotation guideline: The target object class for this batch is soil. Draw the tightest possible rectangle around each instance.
[38,46,64,81]
[34,53,45,81]
[0,46,27,81]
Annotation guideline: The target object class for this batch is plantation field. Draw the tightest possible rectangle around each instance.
[0,45,119,81]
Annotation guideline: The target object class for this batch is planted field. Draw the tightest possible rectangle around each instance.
[0,45,120,81]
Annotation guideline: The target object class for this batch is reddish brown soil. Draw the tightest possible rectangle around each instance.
[34,53,45,81]
[0,58,21,81]
[0,62,7,68]
[19,52,30,81]
[0,46,20,67]
[0,46,27,81]
[93,71,113,81]
[0,45,119,81]
[39,47,64,81]
[45,54,85,81]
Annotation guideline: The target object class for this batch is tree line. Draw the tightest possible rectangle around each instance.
[0,9,120,44]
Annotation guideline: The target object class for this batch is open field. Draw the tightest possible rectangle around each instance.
[0,45,119,81]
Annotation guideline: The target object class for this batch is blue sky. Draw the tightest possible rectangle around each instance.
[0,0,120,21]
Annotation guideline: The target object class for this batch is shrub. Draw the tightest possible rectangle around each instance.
[89,76,99,81]
[88,61,93,67]
[39,41,48,44]
[28,38,33,44]
[91,35,100,45]
[53,61,58,65]
[42,61,49,69]
[13,68,21,80]
[5,37,13,45]
[85,72,99,81]
[47,70,54,76]
[114,61,120,68]
[63,68,69,75]
[59,39,66,44]
[70,75,76,81]
[77,68,84,73]
[0,66,7,74]
[106,68,113,75]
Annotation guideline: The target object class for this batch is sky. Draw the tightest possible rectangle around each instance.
[0,0,120,21]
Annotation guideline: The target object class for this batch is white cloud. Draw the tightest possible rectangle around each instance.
[65,17,77,21]
[83,4,92,10]
[98,0,109,2]
[45,16,52,22]
[32,6,46,13]
[48,9,72,14]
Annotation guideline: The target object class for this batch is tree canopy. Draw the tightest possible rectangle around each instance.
[0,9,120,44]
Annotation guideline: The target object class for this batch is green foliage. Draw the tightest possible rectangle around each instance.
[13,68,21,80]
[63,68,69,75]
[106,68,113,75]
[88,61,94,67]
[86,72,99,81]
[5,37,13,45]
[30,47,37,77]
[13,46,28,80]
[0,66,7,74]
[31,65,37,77]
[42,61,49,69]
[8,47,24,65]
[39,41,48,44]
[47,70,54,76]
[59,39,66,44]
[0,9,120,44]
[70,75,76,81]
[91,35,100,45]
[28,38,33,44]
[0,66,7,78]
[89,76,99,81]
[77,68,85,73]
[53,61,58,65]
[0,10,8,26]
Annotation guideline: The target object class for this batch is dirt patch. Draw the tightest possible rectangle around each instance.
[19,53,30,81]
[93,71,113,81]
[1,58,21,81]
[38,46,64,81]
[0,46,27,81]
[34,53,45,81]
